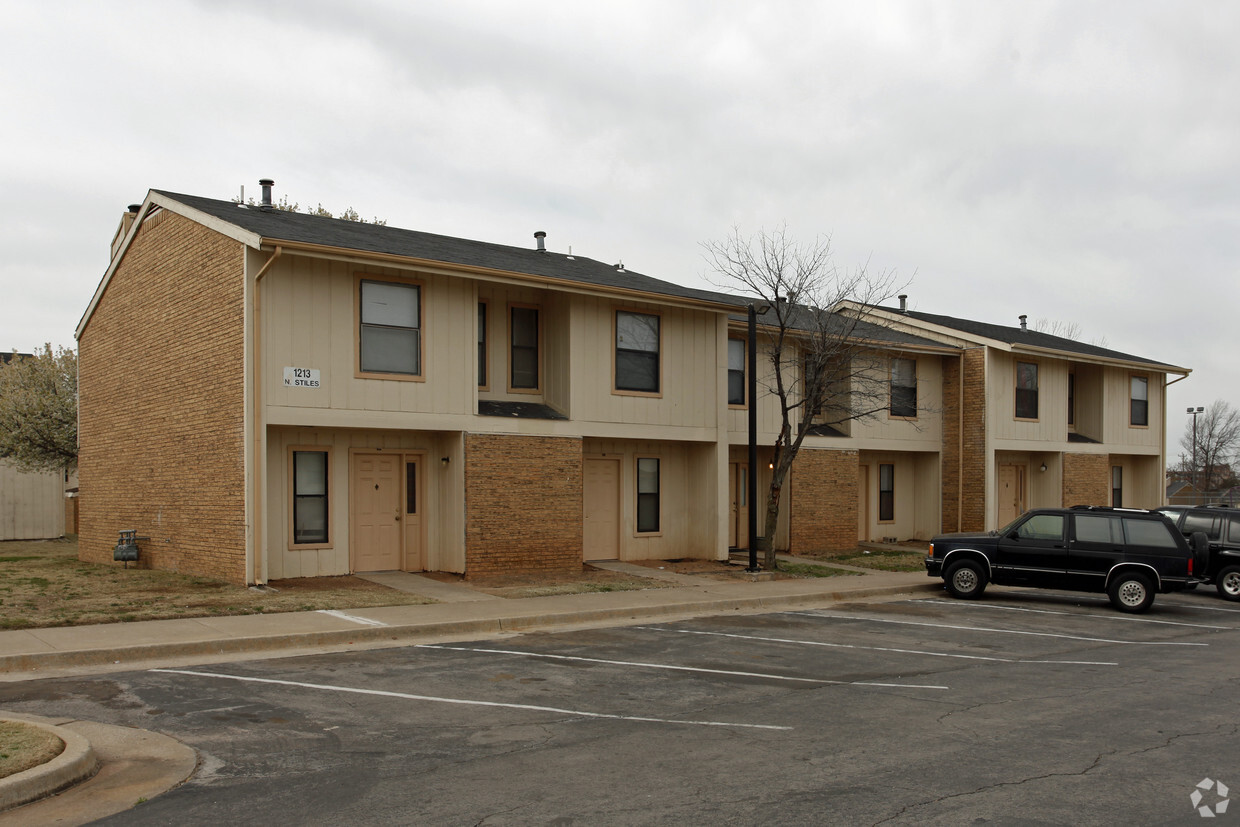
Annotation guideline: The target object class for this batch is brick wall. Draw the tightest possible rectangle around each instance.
[78,210,248,583]
[789,448,858,552]
[942,349,987,532]
[464,433,583,577]
[1064,453,1110,507]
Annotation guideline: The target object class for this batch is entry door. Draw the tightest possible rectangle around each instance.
[729,462,749,550]
[857,465,869,541]
[403,458,424,572]
[583,457,620,561]
[353,454,402,571]
[997,464,1026,527]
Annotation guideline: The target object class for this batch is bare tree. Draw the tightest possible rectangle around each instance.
[703,227,907,569]
[0,345,78,472]
[1180,400,1240,491]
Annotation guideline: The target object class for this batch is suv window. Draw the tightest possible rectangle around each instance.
[1229,516,1240,543]
[1018,514,1065,541]
[1123,518,1178,549]
[1075,514,1120,543]
[1182,512,1220,539]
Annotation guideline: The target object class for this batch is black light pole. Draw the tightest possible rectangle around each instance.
[1188,406,1204,494]
[746,303,766,571]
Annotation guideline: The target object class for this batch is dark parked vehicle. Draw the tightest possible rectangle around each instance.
[926,506,1207,613]
[1157,505,1240,600]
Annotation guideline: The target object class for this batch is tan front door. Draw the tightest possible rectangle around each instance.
[729,462,749,550]
[353,453,402,571]
[403,458,424,571]
[858,465,869,541]
[997,464,1026,527]
[583,457,620,561]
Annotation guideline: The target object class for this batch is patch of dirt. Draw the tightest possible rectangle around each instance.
[628,558,789,581]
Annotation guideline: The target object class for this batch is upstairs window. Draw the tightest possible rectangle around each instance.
[359,279,421,376]
[890,357,917,418]
[478,302,488,388]
[510,306,540,390]
[727,337,746,406]
[1068,372,1076,427]
[615,311,660,393]
[1015,361,1039,419]
[1130,375,1148,426]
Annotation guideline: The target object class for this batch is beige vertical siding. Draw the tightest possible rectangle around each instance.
[0,462,64,540]
[265,426,465,579]
[582,438,724,560]
[263,257,476,416]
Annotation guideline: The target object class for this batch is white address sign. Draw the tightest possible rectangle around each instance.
[282,367,321,388]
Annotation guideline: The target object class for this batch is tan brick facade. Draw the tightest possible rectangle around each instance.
[789,448,858,552]
[464,433,583,577]
[941,349,987,532]
[1063,453,1110,508]
[78,211,248,583]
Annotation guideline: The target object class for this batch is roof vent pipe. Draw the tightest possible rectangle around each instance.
[898,294,908,313]
[534,231,546,252]
[1019,314,1028,330]
[259,178,274,211]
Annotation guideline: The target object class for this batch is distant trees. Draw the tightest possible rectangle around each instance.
[1180,400,1240,491]
[232,196,387,225]
[0,345,78,472]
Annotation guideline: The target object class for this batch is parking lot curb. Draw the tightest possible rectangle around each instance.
[0,581,939,677]
[0,717,98,814]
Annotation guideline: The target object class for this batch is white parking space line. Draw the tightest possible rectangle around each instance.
[789,612,1210,646]
[418,644,951,689]
[150,669,791,731]
[640,627,1117,666]
[317,610,388,627]
[917,600,1233,630]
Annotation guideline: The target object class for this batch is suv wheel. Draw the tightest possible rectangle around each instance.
[1108,572,1155,613]
[1215,565,1240,602]
[944,559,987,599]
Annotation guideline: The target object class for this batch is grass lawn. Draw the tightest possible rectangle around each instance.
[0,538,434,630]
[795,546,927,573]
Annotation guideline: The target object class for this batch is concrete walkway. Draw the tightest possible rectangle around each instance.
[0,563,938,824]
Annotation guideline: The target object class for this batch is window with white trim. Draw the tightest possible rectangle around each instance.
[636,457,660,533]
[360,279,421,376]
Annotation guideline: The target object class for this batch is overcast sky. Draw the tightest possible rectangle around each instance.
[2,0,1235,455]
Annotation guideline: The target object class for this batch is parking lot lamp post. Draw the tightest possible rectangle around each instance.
[1188,406,1204,494]
[747,302,769,572]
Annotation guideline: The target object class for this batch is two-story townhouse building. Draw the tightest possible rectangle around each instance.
[76,183,1191,584]
[860,304,1189,533]
[722,300,1188,555]
[77,187,747,585]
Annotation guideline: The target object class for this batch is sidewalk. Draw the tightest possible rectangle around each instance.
[0,562,936,824]
[0,562,936,681]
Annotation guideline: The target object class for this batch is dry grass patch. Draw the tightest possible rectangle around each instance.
[797,545,927,573]
[0,720,64,780]
[427,566,677,599]
[0,539,432,630]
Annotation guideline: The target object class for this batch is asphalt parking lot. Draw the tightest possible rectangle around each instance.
[4,586,1237,825]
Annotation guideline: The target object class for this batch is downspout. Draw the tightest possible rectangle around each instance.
[252,246,282,585]
[957,350,964,532]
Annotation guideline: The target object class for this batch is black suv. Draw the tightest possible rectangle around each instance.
[1157,505,1240,600]
[926,507,1207,613]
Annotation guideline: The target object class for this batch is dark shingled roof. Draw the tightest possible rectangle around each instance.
[886,308,1182,370]
[155,191,743,309]
[725,303,956,351]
